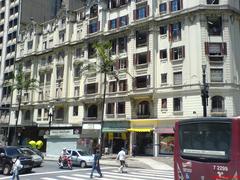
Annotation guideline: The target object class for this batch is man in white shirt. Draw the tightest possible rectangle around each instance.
[116,148,127,173]
[11,156,23,180]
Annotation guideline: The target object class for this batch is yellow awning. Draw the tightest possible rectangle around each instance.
[127,128,153,132]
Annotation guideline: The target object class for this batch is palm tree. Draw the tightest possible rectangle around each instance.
[11,64,38,145]
[81,41,119,156]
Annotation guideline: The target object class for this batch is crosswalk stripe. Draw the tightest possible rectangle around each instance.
[41,178,58,180]
[128,171,174,177]
[57,175,85,180]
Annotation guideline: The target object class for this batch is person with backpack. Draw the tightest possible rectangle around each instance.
[11,156,23,180]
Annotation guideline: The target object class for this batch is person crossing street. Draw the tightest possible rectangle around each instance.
[116,147,127,173]
[90,146,103,178]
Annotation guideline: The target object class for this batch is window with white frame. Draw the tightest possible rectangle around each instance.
[173,71,182,85]
[160,49,167,60]
[73,106,78,116]
[159,3,167,14]
[117,102,125,114]
[161,73,167,84]
[173,97,182,111]
[170,46,185,61]
[211,96,224,112]
[160,25,167,36]
[37,109,41,120]
[210,68,223,82]
[106,103,114,114]
[119,58,127,69]
[161,98,167,109]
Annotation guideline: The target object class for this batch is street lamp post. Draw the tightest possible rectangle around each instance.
[201,65,209,117]
[48,106,54,135]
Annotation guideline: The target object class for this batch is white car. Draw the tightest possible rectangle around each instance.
[67,149,93,168]
[21,148,43,167]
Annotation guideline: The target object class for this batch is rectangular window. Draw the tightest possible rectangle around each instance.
[110,39,117,55]
[74,66,80,78]
[119,0,127,6]
[135,75,150,88]
[117,102,125,114]
[88,43,96,58]
[118,37,127,53]
[119,80,127,91]
[106,103,114,114]
[137,53,148,64]
[46,72,51,84]
[136,6,147,20]
[170,22,181,41]
[161,99,167,109]
[73,106,78,116]
[205,43,227,56]
[119,15,128,27]
[136,31,148,47]
[109,81,117,92]
[171,0,181,12]
[37,109,42,118]
[89,21,99,33]
[173,97,182,111]
[110,19,117,30]
[207,0,219,4]
[208,17,222,36]
[160,49,167,60]
[210,68,223,82]
[173,72,182,85]
[27,41,33,50]
[74,86,80,97]
[170,46,185,61]
[160,25,167,36]
[161,73,167,84]
[38,91,43,101]
[159,3,167,14]
[43,41,47,50]
[59,31,65,42]
[209,56,223,64]
[119,58,127,69]
[86,83,98,94]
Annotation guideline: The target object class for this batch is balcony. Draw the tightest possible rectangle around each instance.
[210,109,227,117]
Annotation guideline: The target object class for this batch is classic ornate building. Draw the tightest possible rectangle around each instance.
[11,0,240,156]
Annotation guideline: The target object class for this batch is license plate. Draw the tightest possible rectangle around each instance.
[24,165,31,168]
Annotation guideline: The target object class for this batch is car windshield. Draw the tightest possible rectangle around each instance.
[22,149,35,155]
[179,122,231,161]
[6,148,21,156]
[78,150,90,156]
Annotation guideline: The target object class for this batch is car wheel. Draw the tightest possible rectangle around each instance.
[3,164,11,175]
[80,161,86,168]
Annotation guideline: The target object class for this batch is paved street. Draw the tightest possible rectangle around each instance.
[0,166,174,180]
[0,159,174,180]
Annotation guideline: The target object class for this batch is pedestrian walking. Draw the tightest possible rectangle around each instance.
[11,156,23,180]
[132,144,137,157]
[90,147,103,178]
[116,147,127,173]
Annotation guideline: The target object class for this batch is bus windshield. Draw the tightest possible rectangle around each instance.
[179,122,231,161]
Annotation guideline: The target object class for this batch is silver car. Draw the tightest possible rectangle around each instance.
[21,147,43,167]
[67,149,93,168]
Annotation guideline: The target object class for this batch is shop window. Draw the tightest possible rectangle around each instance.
[119,80,127,91]
[160,135,174,154]
[117,102,125,114]
[211,96,224,112]
[161,73,167,84]
[173,71,182,85]
[159,3,167,14]
[173,97,182,112]
[161,99,167,109]
[88,105,98,117]
[210,68,223,82]
[106,103,114,114]
[85,83,98,94]
[208,16,222,36]
[207,0,219,4]
[109,81,117,92]
[136,31,148,47]
[138,101,150,117]
[73,106,78,116]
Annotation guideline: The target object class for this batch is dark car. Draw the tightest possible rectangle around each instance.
[0,146,34,175]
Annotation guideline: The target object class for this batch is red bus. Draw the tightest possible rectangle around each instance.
[174,117,240,180]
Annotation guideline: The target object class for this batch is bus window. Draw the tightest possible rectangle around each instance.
[179,122,231,161]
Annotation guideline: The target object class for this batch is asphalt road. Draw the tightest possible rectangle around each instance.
[0,160,174,180]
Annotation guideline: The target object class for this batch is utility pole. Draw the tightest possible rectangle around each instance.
[201,65,209,117]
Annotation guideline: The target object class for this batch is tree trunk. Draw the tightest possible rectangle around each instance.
[12,90,22,145]
[100,72,107,156]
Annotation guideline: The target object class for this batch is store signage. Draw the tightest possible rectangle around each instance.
[50,129,73,136]
[83,124,101,130]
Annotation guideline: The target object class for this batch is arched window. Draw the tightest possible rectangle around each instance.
[90,4,98,18]
[212,96,224,112]
[138,101,150,116]
[88,105,98,117]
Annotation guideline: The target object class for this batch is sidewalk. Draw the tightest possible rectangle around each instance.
[45,154,173,170]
